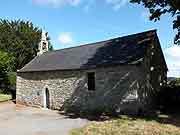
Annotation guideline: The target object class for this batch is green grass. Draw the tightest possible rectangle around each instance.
[71,128,84,135]
[0,94,12,102]
[70,115,180,135]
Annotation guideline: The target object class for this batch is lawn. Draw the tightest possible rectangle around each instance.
[0,94,12,102]
[70,114,180,135]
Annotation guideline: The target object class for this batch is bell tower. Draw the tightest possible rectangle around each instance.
[37,31,49,56]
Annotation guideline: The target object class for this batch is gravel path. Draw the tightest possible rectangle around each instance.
[0,101,88,135]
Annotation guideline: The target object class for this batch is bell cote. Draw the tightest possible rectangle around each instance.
[37,31,49,56]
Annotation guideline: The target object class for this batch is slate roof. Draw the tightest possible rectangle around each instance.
[18,30,164,73]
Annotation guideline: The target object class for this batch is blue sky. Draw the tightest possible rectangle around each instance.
[0,0,180,77]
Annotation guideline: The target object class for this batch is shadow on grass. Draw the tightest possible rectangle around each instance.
[136,111,180,128]
[59,109,180,128]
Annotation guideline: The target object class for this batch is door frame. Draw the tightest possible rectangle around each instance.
[43,87,50,109]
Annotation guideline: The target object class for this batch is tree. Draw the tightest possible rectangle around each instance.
[0,51,15,89]
[168,78,180,87]
[0,51,15,73]
[0,19,53,70]
[130,0,180,45]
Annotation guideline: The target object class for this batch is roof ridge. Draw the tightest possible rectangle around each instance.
[46,29,157,54]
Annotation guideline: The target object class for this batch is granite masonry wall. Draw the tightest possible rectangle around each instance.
[16,65,156,114]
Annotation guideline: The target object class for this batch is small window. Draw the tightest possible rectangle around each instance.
[87,72,95,91]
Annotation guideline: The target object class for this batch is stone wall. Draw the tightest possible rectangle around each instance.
[16,65,152,114]
[140,39,167,108]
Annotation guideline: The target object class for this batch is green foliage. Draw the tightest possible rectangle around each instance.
[0,19,53,70]
[70,128,83,135]
[168,78,180,87]
[7,72,16,89]
[0,51,15,94]
[156,78,180,113]
[0,72,16,96]
[0,94,12,102]
[130,0,180,45]
[0,51,15,81]
[0,51,15,72]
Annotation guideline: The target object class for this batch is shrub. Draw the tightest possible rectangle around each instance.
[156,78,180,113]
[0,72,16,99]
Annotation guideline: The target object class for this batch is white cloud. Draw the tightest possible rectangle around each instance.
[32,0,81,7]
[58,32,73,45]
[164,45,180,77]
[106,0,129,11]
[32,0,129,11]
[165,45,180,60]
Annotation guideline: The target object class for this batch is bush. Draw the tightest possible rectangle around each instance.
[0,72,16,99]
[156,78,180,113]
[7,72,16,99]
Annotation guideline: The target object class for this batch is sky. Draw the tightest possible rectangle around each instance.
[0,0,180,77]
